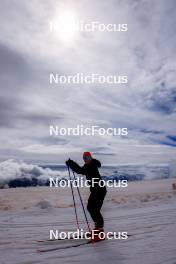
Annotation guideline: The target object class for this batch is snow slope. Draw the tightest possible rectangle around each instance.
[0,178,176,264]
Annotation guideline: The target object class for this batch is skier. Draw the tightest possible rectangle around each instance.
[66,152,107,241]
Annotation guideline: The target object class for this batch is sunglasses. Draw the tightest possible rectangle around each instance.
[83,156,92,162]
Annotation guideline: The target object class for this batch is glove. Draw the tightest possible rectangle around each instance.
[65,159,70,167]
[65,159,73,167]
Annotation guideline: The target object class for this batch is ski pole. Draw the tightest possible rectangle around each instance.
[71,170,91,233]
[67,165,80,230]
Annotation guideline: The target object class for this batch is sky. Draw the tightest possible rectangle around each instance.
[0,0,176,165]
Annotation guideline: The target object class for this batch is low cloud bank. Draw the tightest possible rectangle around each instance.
[0,159,175,188]
[0,159,63,188]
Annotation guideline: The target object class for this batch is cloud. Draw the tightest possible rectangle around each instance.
[0,0,176,164]
[1,159,175,188]
[0,159,65,187]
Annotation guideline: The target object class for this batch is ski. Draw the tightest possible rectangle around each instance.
[37,240,92,253]
[36,233,132,243]
[37,234,91,243]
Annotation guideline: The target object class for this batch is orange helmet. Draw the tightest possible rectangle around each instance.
[83,152,92,157]
[83,152,92,162]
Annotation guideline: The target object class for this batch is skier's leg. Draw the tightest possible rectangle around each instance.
[94,190,106,228]
[87,192,97,223]
[87,189,106,229]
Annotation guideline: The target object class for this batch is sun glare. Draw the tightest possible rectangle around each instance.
[53,10,78,42]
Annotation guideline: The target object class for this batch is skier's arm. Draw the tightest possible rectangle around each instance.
[66,159,86,175]
[93,159,101,168]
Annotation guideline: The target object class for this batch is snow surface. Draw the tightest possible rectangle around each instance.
[0,178,176,264]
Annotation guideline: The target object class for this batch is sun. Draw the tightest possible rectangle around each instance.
[52,10,78,42]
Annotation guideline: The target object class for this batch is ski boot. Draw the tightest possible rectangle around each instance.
[91,227,106,242]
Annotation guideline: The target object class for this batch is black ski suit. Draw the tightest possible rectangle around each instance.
[68,159,107,228]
